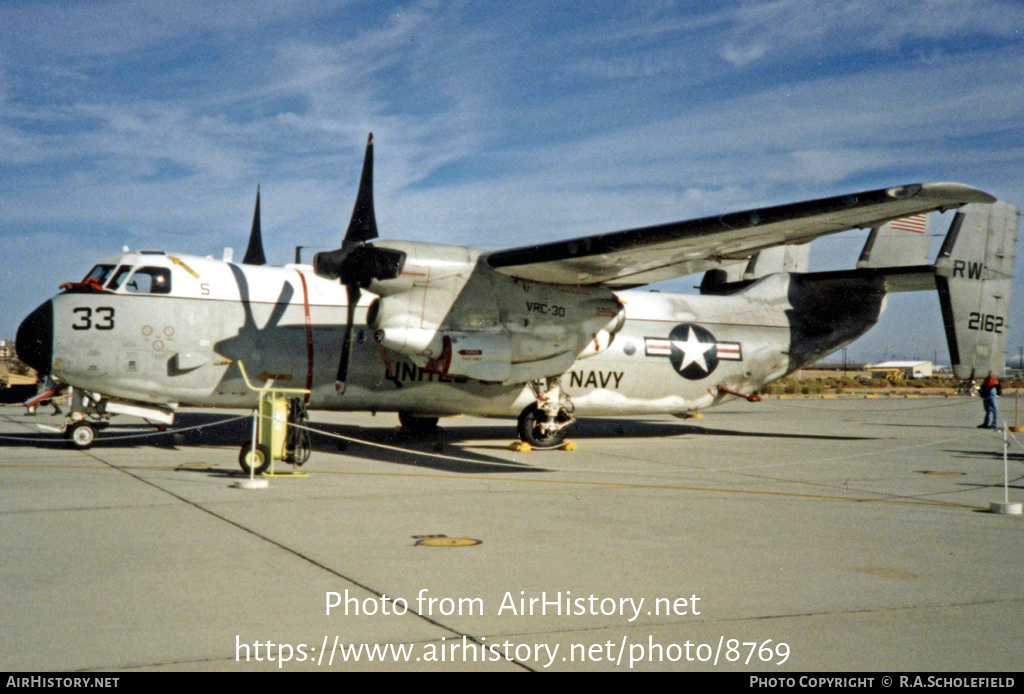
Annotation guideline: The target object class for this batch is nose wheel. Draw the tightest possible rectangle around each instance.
[65,421,96,449]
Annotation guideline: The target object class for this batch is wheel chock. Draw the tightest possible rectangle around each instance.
[509,441,577,451]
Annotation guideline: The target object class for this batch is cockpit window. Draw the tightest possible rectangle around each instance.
[124,267,172,294]
[107,265,133,291]
[83,265,116,285]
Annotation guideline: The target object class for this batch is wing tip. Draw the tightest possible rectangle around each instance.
[916,182,997,205]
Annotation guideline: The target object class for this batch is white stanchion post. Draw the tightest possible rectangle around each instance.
[991,424,1021,514]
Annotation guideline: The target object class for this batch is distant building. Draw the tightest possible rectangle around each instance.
[866,361,933,379]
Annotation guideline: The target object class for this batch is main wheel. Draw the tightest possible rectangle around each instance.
[66,421,96,449]
[517,404,570,449]
[398,413,440,436]
[239,442,271,475]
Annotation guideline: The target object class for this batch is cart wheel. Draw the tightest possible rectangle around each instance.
[66,421,96,449]
[239,442,271,475]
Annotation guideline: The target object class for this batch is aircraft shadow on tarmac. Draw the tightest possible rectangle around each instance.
[931,448,1024,493]
[1,412,545,475]
[1,411,876,476]
[945,446,1024,463]
[557,417,878,442]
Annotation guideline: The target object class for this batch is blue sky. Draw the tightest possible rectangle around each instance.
[2,0,1023,364]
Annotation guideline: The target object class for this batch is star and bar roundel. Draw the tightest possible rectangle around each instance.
[644,323,742,380]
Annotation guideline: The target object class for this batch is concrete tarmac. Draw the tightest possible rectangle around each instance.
[1,396,1022,672]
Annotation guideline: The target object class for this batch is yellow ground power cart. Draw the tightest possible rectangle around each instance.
[234,361,312,475]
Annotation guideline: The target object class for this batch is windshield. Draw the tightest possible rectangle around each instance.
[107,265,133,290]
[83,265,116,285]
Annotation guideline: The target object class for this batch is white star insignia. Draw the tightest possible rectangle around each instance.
[672,327,714,373]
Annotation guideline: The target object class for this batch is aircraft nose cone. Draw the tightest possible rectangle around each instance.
[16,300,53,376]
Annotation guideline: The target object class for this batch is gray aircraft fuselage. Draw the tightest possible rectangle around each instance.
[20,246,884,419]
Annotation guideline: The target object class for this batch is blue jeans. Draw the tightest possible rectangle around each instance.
[983,395,999,428]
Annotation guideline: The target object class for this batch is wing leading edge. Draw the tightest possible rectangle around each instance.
[485,182,996,288]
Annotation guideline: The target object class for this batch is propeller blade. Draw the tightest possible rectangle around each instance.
[343,133,377,247]
[336,284,362,393]
[315,133,405,395]
[242,186,266,265]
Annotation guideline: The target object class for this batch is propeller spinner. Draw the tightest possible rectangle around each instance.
[314,133,405,393]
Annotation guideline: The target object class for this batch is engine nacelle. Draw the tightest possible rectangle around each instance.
[576,329,616,359]
[408,331,514,382]
[366,240,479,297]
[574,299,626,359]
[362,240,628,382]
[371,281,514,381]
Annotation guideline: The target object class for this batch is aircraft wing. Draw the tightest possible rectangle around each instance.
[485,182,996,287]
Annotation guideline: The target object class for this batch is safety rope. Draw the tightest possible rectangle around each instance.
[0,414,250,443]
[1003,428,1024,457]
[767,394,987,413]
[288,419,534,469]
[0,410,525,469]
[2,402,1017,474]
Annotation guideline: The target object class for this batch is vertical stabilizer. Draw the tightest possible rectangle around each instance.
[933,201,1019,379]
[857,213,930,268]
[699,244,809,295]
[744,244,810,278]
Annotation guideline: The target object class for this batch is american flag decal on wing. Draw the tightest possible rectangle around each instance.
[889,213,928,234]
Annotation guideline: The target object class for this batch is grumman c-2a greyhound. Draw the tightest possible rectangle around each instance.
[15,134,1020,461]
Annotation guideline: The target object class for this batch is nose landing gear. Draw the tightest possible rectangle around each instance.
[67,420,97,448]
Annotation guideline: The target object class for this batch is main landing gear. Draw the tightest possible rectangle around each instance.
[517,376,575,449]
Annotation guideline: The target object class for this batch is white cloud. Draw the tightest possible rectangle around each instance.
[721,41,768,67]
[2,0,1024,352]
